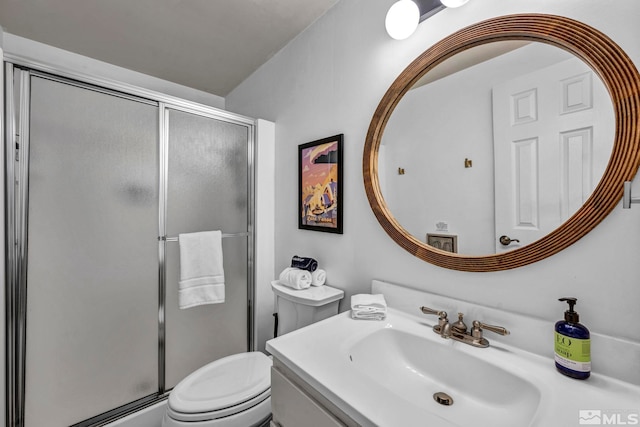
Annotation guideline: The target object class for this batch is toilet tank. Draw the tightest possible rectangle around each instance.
[271,281,344,336]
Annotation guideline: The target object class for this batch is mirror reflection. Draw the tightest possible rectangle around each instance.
[379,42,614,256]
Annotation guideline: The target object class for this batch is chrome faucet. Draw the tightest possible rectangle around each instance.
[420,307,510,348]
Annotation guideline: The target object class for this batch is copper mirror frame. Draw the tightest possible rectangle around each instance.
[363,14,640,272]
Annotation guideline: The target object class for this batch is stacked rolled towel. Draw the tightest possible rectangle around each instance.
[278,267,312,290]
[351,294,387,320]
[290,255,326,287]
[311,269,326,287]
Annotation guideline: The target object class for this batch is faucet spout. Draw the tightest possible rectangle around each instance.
[440,322,452,338]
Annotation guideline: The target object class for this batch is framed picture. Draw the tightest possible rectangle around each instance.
[299,134,343,233]
[427,233,458,253]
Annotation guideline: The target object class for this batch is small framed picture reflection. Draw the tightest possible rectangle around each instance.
[427,233,458,253]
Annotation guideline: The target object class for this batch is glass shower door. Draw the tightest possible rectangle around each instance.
[164,108,250,388]
[23,75,160,427]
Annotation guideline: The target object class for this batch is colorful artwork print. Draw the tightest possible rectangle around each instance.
[298,134,343,233]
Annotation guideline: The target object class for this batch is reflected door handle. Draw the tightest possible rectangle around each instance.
[499,235,520,246]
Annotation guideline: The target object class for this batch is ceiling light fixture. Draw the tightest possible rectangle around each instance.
[440,0,470,8]
[385,0,420,40]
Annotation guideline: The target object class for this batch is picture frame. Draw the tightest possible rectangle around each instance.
[299,134,343,233]
[427,233,458,253]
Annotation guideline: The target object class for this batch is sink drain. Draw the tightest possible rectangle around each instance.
[433,392,454,406]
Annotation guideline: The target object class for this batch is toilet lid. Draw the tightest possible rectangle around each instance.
[169,352,272,414]
[271,281,344,306]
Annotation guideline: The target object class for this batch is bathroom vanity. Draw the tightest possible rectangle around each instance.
[270,360,355,427]
[266,280,640,427]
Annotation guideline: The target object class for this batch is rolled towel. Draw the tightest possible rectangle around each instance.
[311,269,326,287]
[291,255,318,272]
[278,267,312,290]
[351,294,387,320]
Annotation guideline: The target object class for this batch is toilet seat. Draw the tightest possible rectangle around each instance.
[166,352,272,423]
[167,388,270,422]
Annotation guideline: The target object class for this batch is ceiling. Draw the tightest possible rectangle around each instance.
[0,0,339,97]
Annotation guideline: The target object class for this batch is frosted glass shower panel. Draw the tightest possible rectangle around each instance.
[165,236,249,387]
[165,109,249,388]
[166,109,249,233]
[24,76,159,427]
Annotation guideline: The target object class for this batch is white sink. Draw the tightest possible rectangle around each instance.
[267,307,640,427]
[348,328,540,427]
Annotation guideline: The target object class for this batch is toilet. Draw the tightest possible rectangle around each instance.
[270,281,344,336]
[162,282,344,427]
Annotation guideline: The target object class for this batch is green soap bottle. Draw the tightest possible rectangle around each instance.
[554,297,591,379]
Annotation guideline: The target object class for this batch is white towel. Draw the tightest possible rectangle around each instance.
[351,294,387,320]
[278,267,312,289]
[311,269,326,287]
[178,231,225,309]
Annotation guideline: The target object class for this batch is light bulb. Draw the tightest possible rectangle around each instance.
[440,0,470,8]
[385,0,420,40]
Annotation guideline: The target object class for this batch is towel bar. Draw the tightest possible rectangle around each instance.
[159,232,249,242]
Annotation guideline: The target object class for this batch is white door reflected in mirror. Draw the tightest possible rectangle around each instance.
[493,48,613,253]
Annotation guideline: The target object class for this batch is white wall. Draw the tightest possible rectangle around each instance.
[382,58,498,255]
[226,0,640,360]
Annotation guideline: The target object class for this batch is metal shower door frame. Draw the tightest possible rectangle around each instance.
[3,61,256,427]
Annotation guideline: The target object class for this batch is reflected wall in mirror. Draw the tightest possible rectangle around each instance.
[379,41,614,256]
[363,14,640,271]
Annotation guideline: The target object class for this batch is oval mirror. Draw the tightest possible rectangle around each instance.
[363,14,640,271]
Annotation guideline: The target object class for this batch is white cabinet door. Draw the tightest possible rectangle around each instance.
[271,367,347,427]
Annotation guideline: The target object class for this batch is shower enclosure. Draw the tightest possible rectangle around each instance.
[4,63,255,427]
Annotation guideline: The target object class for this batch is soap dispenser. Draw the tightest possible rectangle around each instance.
[554,297,591,379]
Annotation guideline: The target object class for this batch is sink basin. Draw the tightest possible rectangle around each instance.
[348,328,540,427]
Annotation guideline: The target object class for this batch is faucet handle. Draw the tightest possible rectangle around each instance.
[421,306,451,337]
[471,320,510,338]
[420,306,447,319]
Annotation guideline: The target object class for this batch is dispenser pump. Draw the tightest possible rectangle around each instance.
[559,297,579,323]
